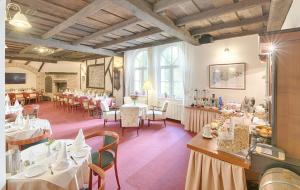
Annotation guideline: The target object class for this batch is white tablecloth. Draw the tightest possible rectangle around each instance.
[6,118,53,137]
[122,103,148,119]
[182,108,220,133]
[185,150,247,190]
[7,139,91,190]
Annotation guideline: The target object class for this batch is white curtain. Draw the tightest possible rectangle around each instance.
[124,49,145,96]
[179,42,196,106]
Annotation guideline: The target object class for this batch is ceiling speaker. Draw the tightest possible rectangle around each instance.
[199,34,214,44]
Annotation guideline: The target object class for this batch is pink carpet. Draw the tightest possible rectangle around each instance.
[38,102,194,190]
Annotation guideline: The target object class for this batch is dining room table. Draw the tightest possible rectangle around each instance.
[6,139,92,190]
[121,103,148,119]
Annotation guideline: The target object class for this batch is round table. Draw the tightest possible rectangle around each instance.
[7,139,91,190]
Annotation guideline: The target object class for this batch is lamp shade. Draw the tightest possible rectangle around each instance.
[143,81,152,91]
[9,12,32,29]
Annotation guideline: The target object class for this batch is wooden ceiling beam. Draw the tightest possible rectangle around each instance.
[110,0,199,45]
[176,0,270,26]
[214,28,266,41]
[6,31,117,57]
[41,0,110,39]
[95,28,162,48]
[73,17,140,45]
[115,37,179,52]
[24,61,31,65]
[19,45,36,54]
[191,15,269,36]
[154,0,190,13]
[38,62,45,72]
[267,0,293,31]
[5,53,81,63]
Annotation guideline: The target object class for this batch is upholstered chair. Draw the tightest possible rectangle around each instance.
[123,96,133,104]
[120,107,140,136]
[85,131,120,189]
[101,101,120,126]
[146,101,169,127]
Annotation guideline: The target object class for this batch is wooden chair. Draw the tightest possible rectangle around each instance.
[146,101,169,127]
[69,96,81,112]
[23,104,40,119]
[120,107,141,136]
[88,164,105,190]
[83,99,96,117]
[8,93,16,105]
[85,131,120,189]
[6,130,51,151]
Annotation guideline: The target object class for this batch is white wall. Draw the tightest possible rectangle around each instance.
[1,0,6,188]
[5,67,37,90]
[188,34,266,104]
[282,0,300,29]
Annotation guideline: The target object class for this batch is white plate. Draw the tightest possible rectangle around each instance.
[202,133,213,139]
[73,149,88,158]
[24,164,47,178]
[5,127,18,133]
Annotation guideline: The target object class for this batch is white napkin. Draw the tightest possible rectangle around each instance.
[23,115,30,130]
[14,111,24,127]
[14,100,20,107]
[53,142,69,170]
[5,94,10,104]
[5,104,10,114]
[73,129,85,151]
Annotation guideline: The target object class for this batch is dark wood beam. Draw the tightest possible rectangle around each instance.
[154,0,189,12]
[5,53,81,62]
[6,31,117,56]
[267,0,293,31]
[6,55,57,63]
[73,17,140,45]
[176,0,270,26]
[95,28,162,48]
[115,37,179,52]
[8,59,12,63]
[42,0,110,39]
[191,15,269,36]
[111,0,199,45]
[214,28,266,41]
[38,62,45,72]
[24,61,31,65]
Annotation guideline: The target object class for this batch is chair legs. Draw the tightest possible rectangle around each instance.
[114,160,121,189]
[164,119,167,127]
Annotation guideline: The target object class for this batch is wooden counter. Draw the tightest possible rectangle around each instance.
[187,132,250,169]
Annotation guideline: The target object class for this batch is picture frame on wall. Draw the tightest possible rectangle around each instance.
[209,63,246,90]
[86,64,105,89]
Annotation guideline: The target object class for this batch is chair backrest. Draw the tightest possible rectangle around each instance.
[124,96,133,104]
[82,99,89,108]
[6,130,51,150]
[120,107,140,128]
[85,131,119,153]
[100,101,110,112]
[88,164,105,190]
[161,101,169,112]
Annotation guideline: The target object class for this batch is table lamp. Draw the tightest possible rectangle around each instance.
[143,80,152,105]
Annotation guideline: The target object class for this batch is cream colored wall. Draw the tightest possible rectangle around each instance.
[189,34,266,104]
[5,67,37,90]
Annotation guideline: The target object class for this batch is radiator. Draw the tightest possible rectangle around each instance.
[165,101,184,121]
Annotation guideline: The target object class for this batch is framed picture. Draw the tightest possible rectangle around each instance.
[86,64,105,89]
[209,63,246,90]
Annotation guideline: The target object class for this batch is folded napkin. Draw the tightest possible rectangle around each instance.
[14,111,24,127]
[53,142,69,170]
[73,129,85,151]
[5,104,10,114]
[5,94,10,103]
[14,100,20,107]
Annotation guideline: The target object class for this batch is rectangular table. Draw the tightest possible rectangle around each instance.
[185,133,250,190]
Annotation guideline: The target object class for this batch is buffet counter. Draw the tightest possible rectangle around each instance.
[185,132,250,190]
[182,106,221,133]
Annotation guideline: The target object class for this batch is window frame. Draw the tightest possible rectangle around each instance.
[158,45,183,99]
[133,50,148,94]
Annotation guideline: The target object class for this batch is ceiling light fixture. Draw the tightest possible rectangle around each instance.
[34,46,55,54]
[6,3,32,29]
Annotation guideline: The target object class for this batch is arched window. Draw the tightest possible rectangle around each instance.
[159,46,183,98]
[133,50,148,93]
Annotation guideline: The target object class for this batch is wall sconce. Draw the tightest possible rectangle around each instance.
[6,3,32,29]
[114,57,123,69]
[223,47,231,60]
